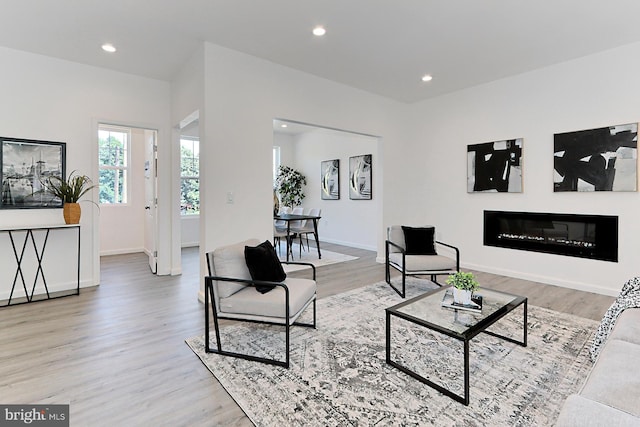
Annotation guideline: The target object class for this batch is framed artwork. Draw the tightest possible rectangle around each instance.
[554,123,637,192]
[0,137,66,209]
[321,159,340,200]
[467,139,523,192]
[349,154,372,200]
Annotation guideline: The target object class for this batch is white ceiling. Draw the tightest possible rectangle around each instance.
[3,1,640,103]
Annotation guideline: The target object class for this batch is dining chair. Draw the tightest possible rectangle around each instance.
[274,206,292,231]
[287,207,305,229]
[291,208,321,257]
[273,225,294,259]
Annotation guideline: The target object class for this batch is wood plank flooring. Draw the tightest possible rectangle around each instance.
[0,243,615,426]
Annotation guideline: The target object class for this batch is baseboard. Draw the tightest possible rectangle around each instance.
[373,256,619,297]
[100,247,145,256]
[461,262,619,297]
[0,279,98,302]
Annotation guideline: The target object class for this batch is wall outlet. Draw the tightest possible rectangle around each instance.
[226,191,234,204]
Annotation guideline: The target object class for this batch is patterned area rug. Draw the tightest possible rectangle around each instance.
[186,278,596,426]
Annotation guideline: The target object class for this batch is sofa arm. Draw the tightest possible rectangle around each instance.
[556,394,640,427]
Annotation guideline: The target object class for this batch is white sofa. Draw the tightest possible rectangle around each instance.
[555,308,640,426]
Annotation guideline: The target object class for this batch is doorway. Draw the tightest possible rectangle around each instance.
[97,123,158,273]
[273,119,380,251]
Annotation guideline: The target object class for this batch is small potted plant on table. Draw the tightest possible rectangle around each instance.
[44,171,97,224]
[445,271,480,306]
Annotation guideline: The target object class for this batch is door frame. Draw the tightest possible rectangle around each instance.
[92,118,165,282]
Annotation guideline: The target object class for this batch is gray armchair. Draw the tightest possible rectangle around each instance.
[205,239,317,368]
[385,225,459,298]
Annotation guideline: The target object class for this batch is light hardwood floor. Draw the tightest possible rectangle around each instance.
[0,243,615,426]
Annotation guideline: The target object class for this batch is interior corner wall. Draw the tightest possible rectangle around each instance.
[401,41,640,296]
[292,130,378,250]
[0,46,171,288]
[200,43,407,288]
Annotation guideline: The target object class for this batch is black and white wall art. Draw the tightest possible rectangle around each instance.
[0,137,66,208]
[321,159,340,200]
[554,123,638,192]
[349,154,372,200]
[467,139,523,192]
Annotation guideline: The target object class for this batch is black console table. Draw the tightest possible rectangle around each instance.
[1,224,80,307]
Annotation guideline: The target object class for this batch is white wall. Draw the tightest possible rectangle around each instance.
[99,127,147,255]
[198,42,407,298]
[398,41,640,296]
[274,132,295,170]
[171,46,205,274]
[0,46,172,293]
[292,129,378,250]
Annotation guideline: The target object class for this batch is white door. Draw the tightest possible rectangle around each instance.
[143,129,158,273]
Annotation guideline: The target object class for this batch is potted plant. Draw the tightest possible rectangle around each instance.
[44,171,97,224]
[445,271,480,305]
[275,165,306,209]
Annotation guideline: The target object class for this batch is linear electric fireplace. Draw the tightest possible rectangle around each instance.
[484,210,618,262]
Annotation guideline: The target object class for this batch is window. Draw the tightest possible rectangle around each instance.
[181,137,200,215]
[98,125,130,204]
[273,146,281,186]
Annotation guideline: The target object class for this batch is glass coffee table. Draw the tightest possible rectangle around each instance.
[385,286,527,405]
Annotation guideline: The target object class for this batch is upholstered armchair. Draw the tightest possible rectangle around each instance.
[385,225,459,298]
[205,239,317,368]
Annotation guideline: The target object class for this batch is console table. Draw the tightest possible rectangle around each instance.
[1,224,80,307]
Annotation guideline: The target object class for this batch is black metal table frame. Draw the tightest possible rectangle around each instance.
[273,213,321,262]
[385,287,527,406]
[2,225,81,307]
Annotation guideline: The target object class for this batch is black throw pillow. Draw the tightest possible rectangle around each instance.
[401,226,437,255]
[244,240,286,293]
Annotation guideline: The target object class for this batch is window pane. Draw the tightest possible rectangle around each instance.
[181,178,199,214]
[99,125,130,204]
[180,137,199,214]
[99,131,128,167]
[99,168,127,204]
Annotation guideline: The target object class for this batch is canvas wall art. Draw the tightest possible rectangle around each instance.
[554,123,637,192]
[1,137,66,208]
[321,159,340,200]
[349,154,372,200]
[467,139,523,192]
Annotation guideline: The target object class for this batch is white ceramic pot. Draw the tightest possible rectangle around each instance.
[452,287,473,305]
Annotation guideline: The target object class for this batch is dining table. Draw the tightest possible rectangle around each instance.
[274,213,322,262]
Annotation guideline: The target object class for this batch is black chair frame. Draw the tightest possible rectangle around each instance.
[204,262,317,368]
[385,240,460,298]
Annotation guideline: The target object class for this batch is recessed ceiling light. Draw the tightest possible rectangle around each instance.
[101,43,117,53]
[312,26,326,36]
[421,74,433,82]
[281,124,288,128]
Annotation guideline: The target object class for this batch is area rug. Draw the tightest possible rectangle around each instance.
[186,278,597,426]
[278,243,358,272]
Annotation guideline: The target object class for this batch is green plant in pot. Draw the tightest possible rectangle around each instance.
[44,171,97,224]
[275,165,306,209]
[445,271,479,305]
